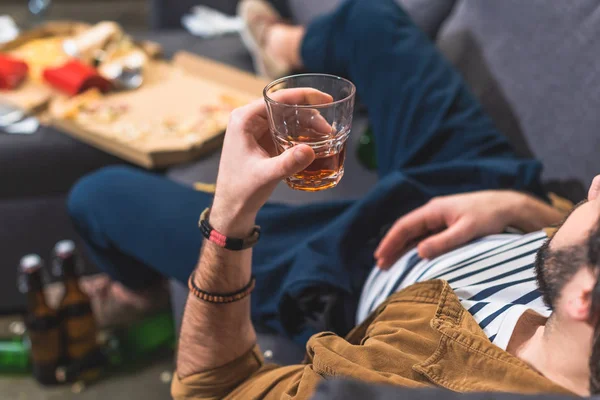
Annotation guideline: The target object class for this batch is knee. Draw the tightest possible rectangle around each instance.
[67,165,141,225]
[345,0,409,26]
[340,0,414,47]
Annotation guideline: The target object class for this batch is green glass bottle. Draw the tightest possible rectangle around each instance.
[121,312,175,357]
[356,126,377,170]
[0,338,30,373]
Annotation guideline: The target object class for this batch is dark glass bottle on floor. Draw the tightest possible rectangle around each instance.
[53,240,100,382]
[356,125,378,171]
[17,254,61,385]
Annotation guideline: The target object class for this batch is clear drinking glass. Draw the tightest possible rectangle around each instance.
[264,74,356,191]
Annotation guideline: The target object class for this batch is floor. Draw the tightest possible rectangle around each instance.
[0,359,173,400]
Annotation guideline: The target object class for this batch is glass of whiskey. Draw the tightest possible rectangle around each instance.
[263,74,356,191]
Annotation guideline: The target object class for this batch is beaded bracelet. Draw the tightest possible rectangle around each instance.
[188,271,256,304]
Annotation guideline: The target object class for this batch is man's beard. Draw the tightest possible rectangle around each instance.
[533,219,600,394]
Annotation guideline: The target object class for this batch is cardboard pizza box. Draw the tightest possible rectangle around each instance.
[50,51,269,169]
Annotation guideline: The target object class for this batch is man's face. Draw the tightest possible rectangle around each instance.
[535,176,600,311]
[533,176,600,395]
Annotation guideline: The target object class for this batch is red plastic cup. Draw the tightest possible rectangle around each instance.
[43,60,112,96]
[0,54,29,90]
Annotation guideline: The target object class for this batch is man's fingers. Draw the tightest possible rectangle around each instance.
[374,203,444,268]
[589,174,600,200]
[244,88,334,121]
[265,144,315,181]
[273,88,334,106]
[283,108,332,135]
[417,218,475,259]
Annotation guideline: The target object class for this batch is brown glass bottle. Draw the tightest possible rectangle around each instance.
[18,254,61,385]
[53,240,100,382]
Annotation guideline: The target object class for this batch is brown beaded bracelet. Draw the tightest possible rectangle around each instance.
[188,271,255,304]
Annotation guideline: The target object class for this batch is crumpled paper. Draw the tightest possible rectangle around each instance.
[0,15,19,44]
[182,6,243,38]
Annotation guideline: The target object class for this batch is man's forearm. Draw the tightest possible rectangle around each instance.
[176,206,257,378]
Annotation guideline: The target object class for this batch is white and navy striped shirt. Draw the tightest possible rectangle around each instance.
[357,231,550,350]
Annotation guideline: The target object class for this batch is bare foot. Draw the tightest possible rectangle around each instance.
[81,274,170,328]
[264,23,305,70]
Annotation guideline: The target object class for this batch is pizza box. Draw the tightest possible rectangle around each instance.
[49,51,269,169]
[0,22,269,169]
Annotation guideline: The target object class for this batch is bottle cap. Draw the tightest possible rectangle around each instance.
[52,240,79,277]
[54,240,76,258]
[19,254,43,273]
[18,254,44,293]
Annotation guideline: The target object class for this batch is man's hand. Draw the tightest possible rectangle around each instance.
[374,191,565,268]
[210,88,332,236]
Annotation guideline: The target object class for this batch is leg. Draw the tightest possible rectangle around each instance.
[301,0,528,177]
[68,166,355,333]
[68,166,207,288]
[68,165,351,289]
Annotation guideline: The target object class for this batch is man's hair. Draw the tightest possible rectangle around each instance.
[534,218,600,393]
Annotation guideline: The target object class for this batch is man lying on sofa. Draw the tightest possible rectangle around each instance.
[171,82,599,398]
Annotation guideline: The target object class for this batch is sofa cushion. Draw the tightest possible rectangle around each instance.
[288,0,456,38]
[0,127,122,199]
[0,194,94,313]
[437,0,600,188]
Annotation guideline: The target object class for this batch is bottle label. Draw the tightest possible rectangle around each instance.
[59,302,93,318]
[27,327,61,365]
[60,303,97,360]
[25,315,60,331]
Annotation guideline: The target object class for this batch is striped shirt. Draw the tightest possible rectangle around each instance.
[357,230,550,350]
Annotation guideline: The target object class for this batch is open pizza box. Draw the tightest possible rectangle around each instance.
[0,22,267,169]
[49,52,269,168]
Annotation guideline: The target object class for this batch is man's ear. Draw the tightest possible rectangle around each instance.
[563,269,595,322]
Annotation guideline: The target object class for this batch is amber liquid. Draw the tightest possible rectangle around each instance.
[272,128,350,191]
[58,278,100,382]
[25,281,62,385]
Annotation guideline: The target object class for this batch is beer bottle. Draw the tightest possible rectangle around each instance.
[356,126,378,171]
[0,338,30,373]
[53,240,100,382]
[17,254,61,385]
